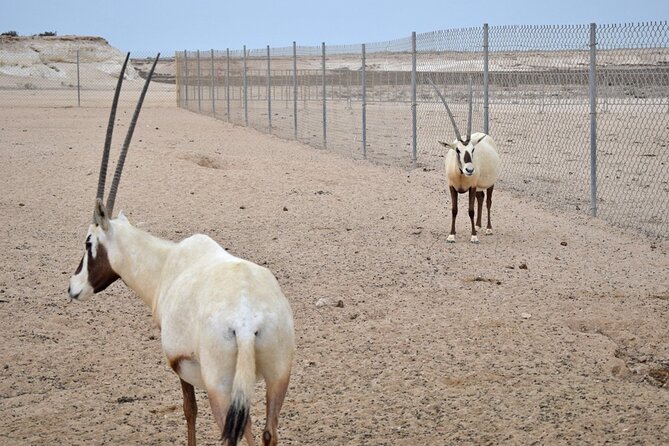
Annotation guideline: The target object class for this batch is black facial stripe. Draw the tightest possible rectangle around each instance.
[464,151,472,163]
[87,242,120,293]
[74,256,84,275]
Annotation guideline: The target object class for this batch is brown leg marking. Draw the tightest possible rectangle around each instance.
[180,379,198,446]
[262,375,291,446]
[486,185,494,231]
[468,188,477,237]
[449,186,458,237]
[475,190,484,228]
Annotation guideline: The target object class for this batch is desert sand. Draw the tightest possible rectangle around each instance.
[0,97,667,445]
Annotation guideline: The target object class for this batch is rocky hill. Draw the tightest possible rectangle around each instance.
[0,35,172,89]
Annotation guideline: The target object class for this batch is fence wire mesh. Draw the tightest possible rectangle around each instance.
[595,23,669,234]
[176,22,668,238]
[489,25,594,216]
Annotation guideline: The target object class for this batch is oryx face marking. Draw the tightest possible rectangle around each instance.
[455,143,476,177]
[68,225,119,301]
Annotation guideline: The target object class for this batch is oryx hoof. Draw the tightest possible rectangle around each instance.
[446,234,456,243]
[470,235,480,244]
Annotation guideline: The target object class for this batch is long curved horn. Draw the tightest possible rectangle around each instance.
[465,78,473,144]
[106,53,160,215]
[426,77,463,143]
[96,52,130,206]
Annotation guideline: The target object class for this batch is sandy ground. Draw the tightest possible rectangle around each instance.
[0,102,668,445]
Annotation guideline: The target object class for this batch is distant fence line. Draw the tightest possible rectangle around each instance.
[176,22,668,238]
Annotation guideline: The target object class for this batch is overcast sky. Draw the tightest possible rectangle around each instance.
[2,0,667,55]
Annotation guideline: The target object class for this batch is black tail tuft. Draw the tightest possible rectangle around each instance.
[223,399,249,445]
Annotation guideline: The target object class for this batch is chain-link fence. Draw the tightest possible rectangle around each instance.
[0,36,174,107]
[177,22,668,238]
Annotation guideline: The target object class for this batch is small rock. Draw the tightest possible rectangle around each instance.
[521,313,532,319]
[315,298,330,308]
[519,263,528,270]
[335,300,344,308]
[560,241,568,246]
[283,206,288,211]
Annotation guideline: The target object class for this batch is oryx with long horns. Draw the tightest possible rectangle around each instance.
[68,53,295,446]
[427,78,500,243]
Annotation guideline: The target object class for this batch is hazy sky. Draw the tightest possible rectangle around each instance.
[2,0,667,55]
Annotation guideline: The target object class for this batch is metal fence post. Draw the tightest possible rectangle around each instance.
[322,42,327,148]
[411,32,417,164]
[175,51,180,107]
[197,50,202,112]
[483,23,490,135]
[226,48,230,122]
[184,50,189,108]
[76,50,81,107]
[362,43,367,158]
[267,45,272,133]
[210,49,216,117]
[243,45,248,126]
[589,23,598,217]
[293,41,298,140]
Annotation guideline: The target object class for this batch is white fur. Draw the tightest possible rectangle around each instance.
[69,210,294,445]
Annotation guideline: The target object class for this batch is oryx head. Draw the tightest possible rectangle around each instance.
[68,52,159,301]
[428,78,485,177]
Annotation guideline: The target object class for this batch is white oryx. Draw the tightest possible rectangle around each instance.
[427,78,500,243]
[68,53,295,446]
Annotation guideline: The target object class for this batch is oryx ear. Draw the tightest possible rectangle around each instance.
[472,134,487,145]
[439,140,457,150]
[94,198,111,231]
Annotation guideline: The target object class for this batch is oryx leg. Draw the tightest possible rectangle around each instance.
[180,379,198,446]
[485,185,494,235]
[209,389,254,446]
[469,188,479,244]
[262,375,291,446]
[243,416,255,446]
[475,190,484,231]
[447,186,458,243]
